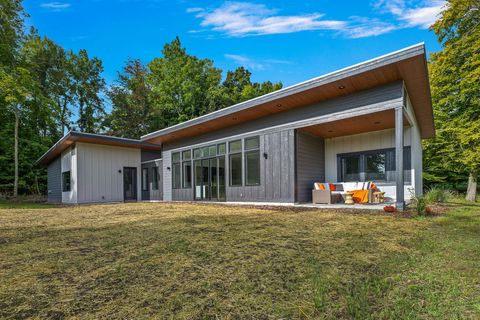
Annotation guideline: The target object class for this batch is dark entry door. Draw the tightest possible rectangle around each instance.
[123,167,137,201]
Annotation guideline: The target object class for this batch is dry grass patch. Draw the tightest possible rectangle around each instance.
[0,202,478,319]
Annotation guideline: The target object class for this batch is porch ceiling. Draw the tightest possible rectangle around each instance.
[299,109,411,138]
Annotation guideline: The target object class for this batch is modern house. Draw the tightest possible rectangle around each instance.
[37,43,434,209]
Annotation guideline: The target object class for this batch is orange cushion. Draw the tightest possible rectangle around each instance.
[352,190,369,203]
[319,183,326,190]
[329,183,336,191]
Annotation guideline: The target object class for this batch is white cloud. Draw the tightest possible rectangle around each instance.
[189,1,446,39]
[225,54,266,70]
[186,7,203,13]
[344,17,398,38]
[191,2,349,37]
[375,0,446,28]
[224,54,293,71]
[40,2,71,11]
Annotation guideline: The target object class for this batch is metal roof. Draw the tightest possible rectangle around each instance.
[37,131,161,166]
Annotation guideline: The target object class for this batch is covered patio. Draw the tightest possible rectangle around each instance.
[294,104,422,209]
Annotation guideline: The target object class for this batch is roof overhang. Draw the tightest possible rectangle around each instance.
[141,43,434,145]
[37,131,162,166]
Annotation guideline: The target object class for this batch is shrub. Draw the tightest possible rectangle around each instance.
[424,186,453,204]
[409,191,427,215]
[414,196,427,215]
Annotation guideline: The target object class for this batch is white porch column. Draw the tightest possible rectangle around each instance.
[395,106,405,210]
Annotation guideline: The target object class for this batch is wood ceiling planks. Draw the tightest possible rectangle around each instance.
[146,54,433,145]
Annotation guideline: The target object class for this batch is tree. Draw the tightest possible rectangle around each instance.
[0,0,28,197]
[147,37,225,128]
[0,67,32,197]
[107,59,151,138]
[69,49,106,133]
[223,66,282,104]
[0,0,26,67]
[426,0,480,201]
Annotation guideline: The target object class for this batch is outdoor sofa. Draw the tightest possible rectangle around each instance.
[312,182,376,204]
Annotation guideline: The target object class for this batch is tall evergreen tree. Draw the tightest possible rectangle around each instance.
[426,0,480,201]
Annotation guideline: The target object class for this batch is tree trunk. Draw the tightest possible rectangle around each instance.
[13,107,19,198]
[466,171,477,202]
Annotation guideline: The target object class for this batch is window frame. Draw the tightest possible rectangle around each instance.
[172,152,181,189]
[182,160,192,188]
[62,171,71,192]
[152,167,159,190]
[244,136,260,186]
[337,147,411,183]
[229,139,243,187]
[142,168,149,191]
[365,151,387,181]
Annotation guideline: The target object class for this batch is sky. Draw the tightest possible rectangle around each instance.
[24,0,445,88]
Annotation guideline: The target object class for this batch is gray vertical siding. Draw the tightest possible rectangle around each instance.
[161,83,403,204]
[172,188,193,201]
[295,131,325,203]
[162,150,172,201]
[141,159,163,200]
[228,129,295,202]
[47,156,62,203]
[166,129,295,203]
[141,149,162,162]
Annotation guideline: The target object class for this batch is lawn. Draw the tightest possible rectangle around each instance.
[0,201,479,319]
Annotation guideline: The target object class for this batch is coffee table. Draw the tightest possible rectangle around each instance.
[345,191,355,204]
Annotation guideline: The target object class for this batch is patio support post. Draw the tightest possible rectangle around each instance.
[395,106,405,210]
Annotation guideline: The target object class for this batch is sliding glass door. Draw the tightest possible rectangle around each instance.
[194,156,226,201]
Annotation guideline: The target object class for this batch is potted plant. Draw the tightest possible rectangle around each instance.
[383,205,396,213]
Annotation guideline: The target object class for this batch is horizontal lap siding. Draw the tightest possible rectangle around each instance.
[295,131,325,203]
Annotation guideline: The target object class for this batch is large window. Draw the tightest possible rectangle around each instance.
[366,152,386,180]
[338,148,411,183]
[152,167,159,190]
[182,150,192,188]
[172,152,181,189]
[229,140,242,186]
[62,171,71,192]
[142,168,149,191]
[341,155,360,182]
[244,136,260,185]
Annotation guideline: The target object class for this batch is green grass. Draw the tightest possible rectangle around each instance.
[0,200,57,209]
[0,201,478,319]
